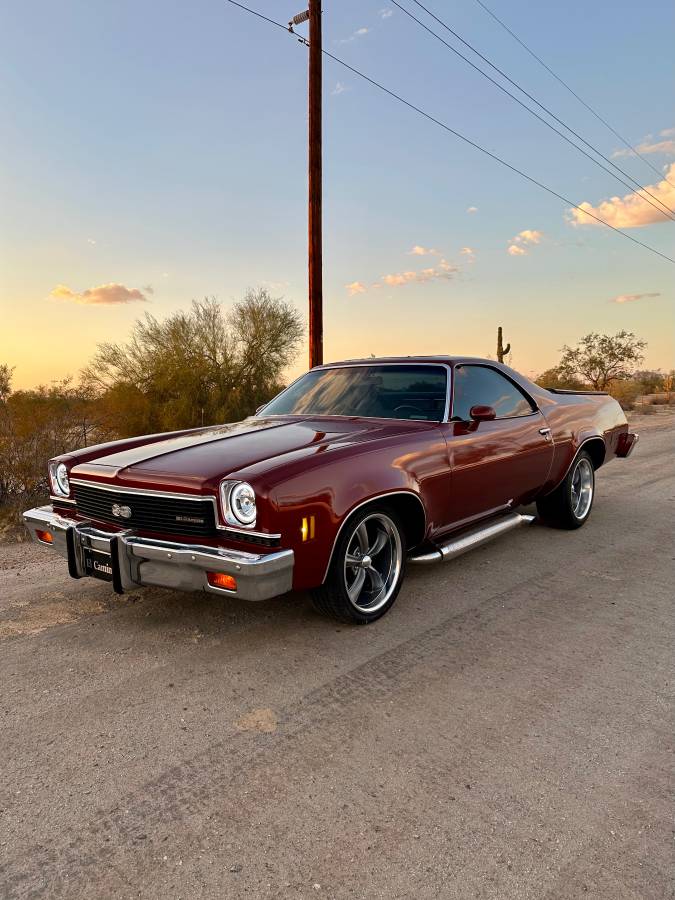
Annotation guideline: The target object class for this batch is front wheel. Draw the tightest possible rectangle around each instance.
[311,506,407,624]
[536,450,595,529]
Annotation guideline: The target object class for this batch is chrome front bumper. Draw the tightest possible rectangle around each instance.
[23,506,294,601]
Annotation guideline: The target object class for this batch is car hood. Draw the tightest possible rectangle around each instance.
[71,416,434,492]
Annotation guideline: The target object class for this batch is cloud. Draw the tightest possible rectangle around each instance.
[346,281,367,296]
[86,238,96,245]
[49,282,151,305]
[331,81,347,96]
[611,292,661,304]
[379,7,393,17]
[466,206,478,213]
[379,259,459,288]
[346,265,458,293]
[337,26,369,43]
[516,229,543,244]
[613,139,675,158]
[570,163,675,228]
[460,246,476,261]
[507,229,543,256]
[346,249,461,294]
[408,245,439,256]
[612,127,675,158]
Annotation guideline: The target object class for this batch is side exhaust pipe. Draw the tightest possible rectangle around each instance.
[409,512,536,565]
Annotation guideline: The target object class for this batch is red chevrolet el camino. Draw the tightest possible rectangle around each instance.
[24,357,638,623]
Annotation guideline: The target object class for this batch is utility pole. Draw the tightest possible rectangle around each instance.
[308,0,323,367]
[290,2,323,368]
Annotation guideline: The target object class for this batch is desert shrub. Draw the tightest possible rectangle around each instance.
[0,378,99,535]
[535,367,589,391]
[608,379,641,410]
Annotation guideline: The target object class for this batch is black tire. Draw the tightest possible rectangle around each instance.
[311,504,407,624]
[536,450,595,530]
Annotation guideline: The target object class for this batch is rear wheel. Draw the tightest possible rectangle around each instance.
[311,506,406,624]
[536,450,595,529]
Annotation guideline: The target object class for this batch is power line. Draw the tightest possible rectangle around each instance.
[393,0,675,220]
[320,49,675,264]
[224,0,289,33]
[472,0,675,188]
[223,0,675,265]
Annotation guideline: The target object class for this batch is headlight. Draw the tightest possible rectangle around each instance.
[49,461,70,497]
[220,481,257,527]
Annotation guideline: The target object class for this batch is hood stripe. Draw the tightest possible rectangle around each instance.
[87,420,283,470]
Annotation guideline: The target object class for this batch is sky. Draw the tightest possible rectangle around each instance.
[1,0,673,390]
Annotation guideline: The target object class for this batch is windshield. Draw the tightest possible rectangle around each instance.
[262,364,448,421]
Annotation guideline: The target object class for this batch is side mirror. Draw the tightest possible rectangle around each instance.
[469,404,496,423]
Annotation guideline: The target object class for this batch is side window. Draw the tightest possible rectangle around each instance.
[452,365,536,420]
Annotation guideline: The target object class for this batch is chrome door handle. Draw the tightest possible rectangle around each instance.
[539,427,552,441]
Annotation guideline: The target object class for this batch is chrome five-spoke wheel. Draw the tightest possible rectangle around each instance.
[571,456,594,520]
[343,513,402,613]
[536,449,596,530]
[311,505,407,623]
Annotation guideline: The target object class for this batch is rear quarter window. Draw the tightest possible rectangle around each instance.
[453,365,536,420]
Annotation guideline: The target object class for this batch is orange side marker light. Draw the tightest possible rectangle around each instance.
[207,571,237,591]
[36,530,53,544]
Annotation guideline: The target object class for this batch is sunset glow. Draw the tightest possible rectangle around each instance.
[1,0,672,389]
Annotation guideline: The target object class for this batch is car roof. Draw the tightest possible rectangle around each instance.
[316,356,497,368]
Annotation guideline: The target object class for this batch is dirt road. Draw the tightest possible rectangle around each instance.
[1,421,673,899]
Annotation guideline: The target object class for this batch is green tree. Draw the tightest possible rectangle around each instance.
[556,331,647,390]
[81,290,304,436]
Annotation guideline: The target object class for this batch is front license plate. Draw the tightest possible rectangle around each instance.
[83,547,114,582]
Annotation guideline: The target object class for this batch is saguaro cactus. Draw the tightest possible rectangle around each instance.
[497,326,511,363]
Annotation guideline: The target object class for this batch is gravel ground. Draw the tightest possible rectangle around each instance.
[0,420,673,899]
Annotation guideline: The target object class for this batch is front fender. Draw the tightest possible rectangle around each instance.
[257,433,448,590]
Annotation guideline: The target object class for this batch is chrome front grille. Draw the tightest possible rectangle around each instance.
[72,482,217,537]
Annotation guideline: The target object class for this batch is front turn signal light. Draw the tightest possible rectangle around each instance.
[36,530,53,544]
[207,572,237,592]
[301,515,316,541]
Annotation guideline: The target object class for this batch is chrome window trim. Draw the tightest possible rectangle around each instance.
[258,362,453,424]
[450,363,539,421]
[69,478,280,540]
[321,489,428,584]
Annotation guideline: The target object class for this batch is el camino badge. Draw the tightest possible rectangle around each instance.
[112,503,132,519]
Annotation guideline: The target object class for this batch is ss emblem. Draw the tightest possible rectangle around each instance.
[112,503,132,519]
